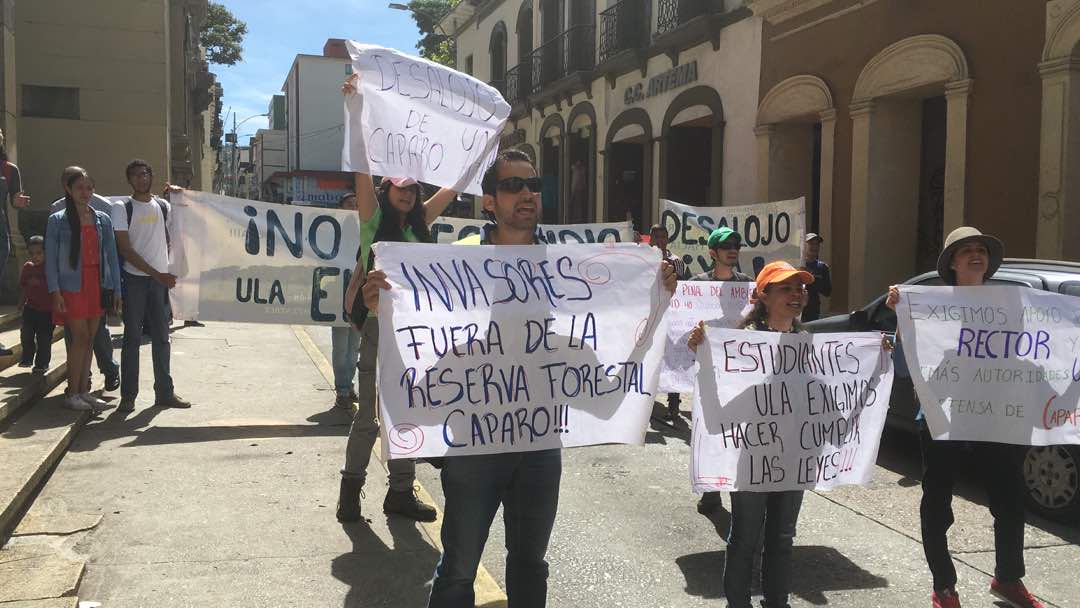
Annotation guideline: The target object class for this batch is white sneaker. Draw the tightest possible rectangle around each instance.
[80,394,114,410]
[65,394,94,411]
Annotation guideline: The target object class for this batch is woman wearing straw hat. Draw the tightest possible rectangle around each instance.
[887,227,1043,608]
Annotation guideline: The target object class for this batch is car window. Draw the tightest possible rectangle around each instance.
[869,295,896,332]
[1060,281,1080,298]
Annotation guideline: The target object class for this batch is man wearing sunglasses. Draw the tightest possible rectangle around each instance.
[363,148,678,607]
[688,226,752,518]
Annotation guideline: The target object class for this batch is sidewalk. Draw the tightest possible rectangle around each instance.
[6,323,448,607]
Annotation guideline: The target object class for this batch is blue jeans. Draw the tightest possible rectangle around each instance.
[724,491,804,608]
[428,449,561,608]
[121,272,173,401]
[330,325,360,396]
[63,317,119,378]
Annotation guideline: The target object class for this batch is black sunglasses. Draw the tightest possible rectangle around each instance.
[496,176,543,194]
[713,241,742,251]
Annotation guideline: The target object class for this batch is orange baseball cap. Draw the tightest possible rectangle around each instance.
[755,260,814,295]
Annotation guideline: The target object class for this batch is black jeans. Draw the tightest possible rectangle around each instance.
[724,490,803,608]
[20,306,54,370]
[918,420,1026,591]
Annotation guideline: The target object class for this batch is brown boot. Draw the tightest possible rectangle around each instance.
[383,488,437,522]
[336,477,365,523]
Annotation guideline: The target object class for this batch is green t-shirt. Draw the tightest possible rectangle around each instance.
[359,206,418,271]
[358,206,418,319]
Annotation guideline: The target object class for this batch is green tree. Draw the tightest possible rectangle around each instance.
[201,2,248,66]
[406,0,459,66]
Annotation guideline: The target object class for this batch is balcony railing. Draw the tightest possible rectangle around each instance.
[656,0,712,36]
[489,78,506,97]
[505,62,531,106]
[599,0,647,64]
[528,24,596,96]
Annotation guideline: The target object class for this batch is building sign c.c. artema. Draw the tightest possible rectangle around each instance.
[624,61,699,106]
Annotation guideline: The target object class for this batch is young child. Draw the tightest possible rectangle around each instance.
[19,235,54,373]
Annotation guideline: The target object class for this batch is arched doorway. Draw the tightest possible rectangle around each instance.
[566,102,597,222]
[849,34,972,303]
[604,108,653,232]
[659,86,724,206]
[1038,0,1080,260]
[756,75,837,261]
[538,113,565,224]
[489,22,508,93]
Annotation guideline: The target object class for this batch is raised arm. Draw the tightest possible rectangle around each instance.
[423,188,458,225]
[353,172,378,223]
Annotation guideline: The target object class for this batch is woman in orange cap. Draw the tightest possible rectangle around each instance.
[687,260,813,608]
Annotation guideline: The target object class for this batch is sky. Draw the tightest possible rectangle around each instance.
[212,0,425,140]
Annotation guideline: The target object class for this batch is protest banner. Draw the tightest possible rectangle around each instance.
[168,191,360,326]
[373,241,671,458]
[341,42,510,196]
[658,281,754,394]
[660,198,805,277]
[430,216,635,245]
[691,329,894,492]
[895,285,1080,445]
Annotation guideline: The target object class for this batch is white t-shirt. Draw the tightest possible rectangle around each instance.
[111,196,171,276]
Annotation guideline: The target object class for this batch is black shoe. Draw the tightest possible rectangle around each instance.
[104,373,121,392]
[697,491,723,515]
[155,394,192,408]
[334,394,353,409]
[183,320,205,327]
[336,477,365,523]
[0,346,13,357]
[18,360,32,368]
[383,488,437,522]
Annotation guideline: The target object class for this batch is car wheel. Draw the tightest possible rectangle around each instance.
[1022,445,1080,521]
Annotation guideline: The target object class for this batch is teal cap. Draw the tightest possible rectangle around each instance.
[707,227,741,249]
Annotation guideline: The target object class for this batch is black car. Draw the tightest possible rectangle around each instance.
[804,258,1080,523]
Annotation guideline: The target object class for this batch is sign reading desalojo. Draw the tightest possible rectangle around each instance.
[431,216,635,245]
[660,198,805,277]
[691,329,894,492]
[374,242,670,458]
[342,42,510,196]
[659,281,754,394]
[896,285,1080,445]
[169,191,360,327]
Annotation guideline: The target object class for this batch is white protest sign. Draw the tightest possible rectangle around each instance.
[168,191,359,326]
[658,281,754,394]
[430,216,635,245]
[342,42,510,196]
[895,285,1080,445]
[374,242,671,458]
[660,198,805,277]
[691,329,893,492]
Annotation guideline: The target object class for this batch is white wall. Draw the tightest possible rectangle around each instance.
[284,55,349,171]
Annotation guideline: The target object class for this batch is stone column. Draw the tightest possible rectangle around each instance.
[650,137,662,227]
[817,109,837,265]
[943,78,973,232]
[595,146,606,222]
[1037,57,1080,259]
[753,124,774,202]
[847,100,875,306]
[0,0,20,302]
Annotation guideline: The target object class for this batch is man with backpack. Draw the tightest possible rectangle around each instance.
[112,159,189,411]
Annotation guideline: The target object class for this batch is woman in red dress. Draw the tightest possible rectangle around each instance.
[45,168,122,412]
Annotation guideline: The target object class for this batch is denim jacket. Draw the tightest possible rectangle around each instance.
[45,208,122,294]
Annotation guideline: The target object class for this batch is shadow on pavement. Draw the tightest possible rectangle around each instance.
[644,401,691,446]
[676,545,889,604]
[332,517,440,607]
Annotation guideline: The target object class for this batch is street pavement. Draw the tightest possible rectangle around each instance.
[11,321,1079,607]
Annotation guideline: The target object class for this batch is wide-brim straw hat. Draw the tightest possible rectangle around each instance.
[936,226,1003,285]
